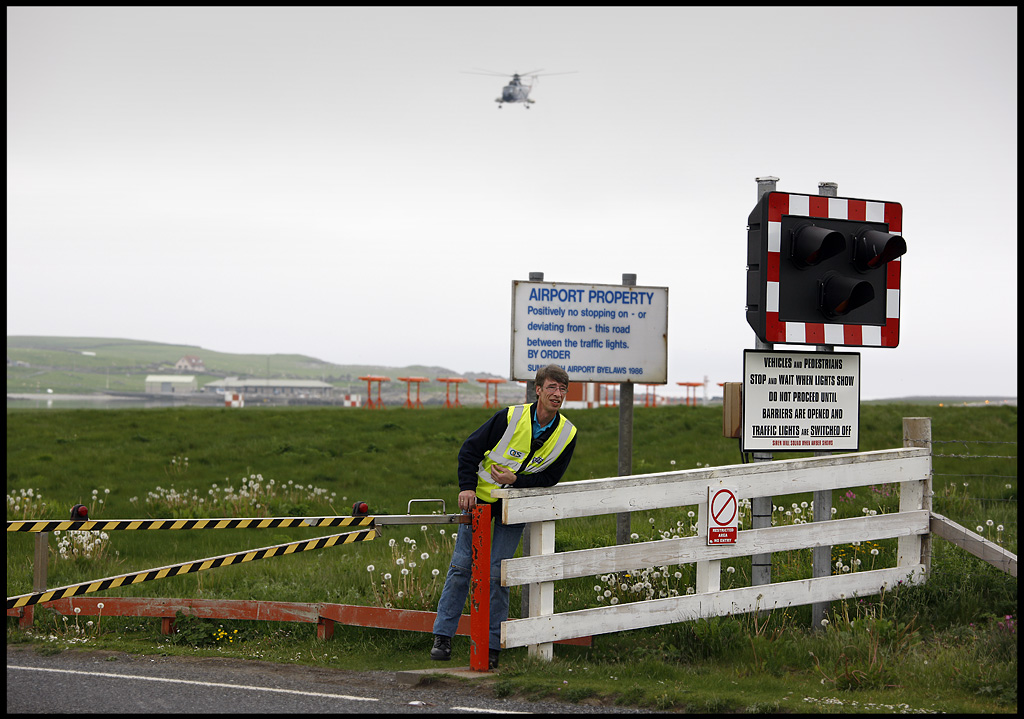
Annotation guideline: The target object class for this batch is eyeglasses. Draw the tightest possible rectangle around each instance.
[542,384,567,395]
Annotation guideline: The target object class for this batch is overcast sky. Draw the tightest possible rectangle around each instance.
[7,7,1017,400]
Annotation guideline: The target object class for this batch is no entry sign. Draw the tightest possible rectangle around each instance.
[708,487,738,545]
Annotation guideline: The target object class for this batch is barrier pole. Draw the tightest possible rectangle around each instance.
[469,503,491,672]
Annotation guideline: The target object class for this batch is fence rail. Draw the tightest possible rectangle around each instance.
[502,511,930,585]
[930,512,1017,576]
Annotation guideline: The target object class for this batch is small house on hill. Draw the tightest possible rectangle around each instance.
[175,355,206,371]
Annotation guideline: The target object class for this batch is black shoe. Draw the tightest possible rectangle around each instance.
[488,649,500,670]
[430,634,451,661]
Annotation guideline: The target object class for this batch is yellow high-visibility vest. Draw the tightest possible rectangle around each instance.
[475,404,577,503]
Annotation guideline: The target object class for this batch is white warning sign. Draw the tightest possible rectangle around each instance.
[707,486,738,545]
[742,349,861,453]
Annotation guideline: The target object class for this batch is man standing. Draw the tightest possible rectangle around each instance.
[430,364,577,670]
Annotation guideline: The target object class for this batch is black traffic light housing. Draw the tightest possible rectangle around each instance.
[70,504,89,520]
[351,501,369,517]
[746,191,905,347]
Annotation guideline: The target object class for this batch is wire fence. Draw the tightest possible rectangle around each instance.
[931,438,1017,502]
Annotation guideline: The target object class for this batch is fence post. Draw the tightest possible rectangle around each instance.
[695,491,721,593]
[469,502,491,671]
[525,521,556,661]
[902,417,933,576]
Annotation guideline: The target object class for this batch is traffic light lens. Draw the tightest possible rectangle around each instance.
[791,224,846,267]
[820,272,875,318]
[856,230,907,271]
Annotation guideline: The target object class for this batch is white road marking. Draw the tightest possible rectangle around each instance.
[7,665,378,702]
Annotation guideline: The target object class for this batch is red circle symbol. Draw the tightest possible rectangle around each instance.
[710,489,737,527]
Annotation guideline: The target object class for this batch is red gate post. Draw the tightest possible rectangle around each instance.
[469,502,491,672]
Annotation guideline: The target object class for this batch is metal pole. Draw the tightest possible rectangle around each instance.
[525,273,543,408]
[22,532,49,628]
[521,272,543,619]
[811,180,838,630]
[616,273,636,545]
[33,533,48,592]
[751,177,777,588]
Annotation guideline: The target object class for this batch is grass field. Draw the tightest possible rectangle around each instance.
[6,403,1018,712]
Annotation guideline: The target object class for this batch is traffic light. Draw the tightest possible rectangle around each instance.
[70,504,89,520]
[351,501,370,517]
[746,192,905,347]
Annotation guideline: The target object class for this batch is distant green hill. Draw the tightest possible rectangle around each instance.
[6,336,519,404]
[7,336,1015,407]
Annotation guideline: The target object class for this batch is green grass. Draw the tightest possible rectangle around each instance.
[6,403,1018,712]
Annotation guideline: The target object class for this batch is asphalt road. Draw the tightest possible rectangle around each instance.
[7,646,653,714]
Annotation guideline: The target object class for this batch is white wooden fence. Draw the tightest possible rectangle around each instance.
[494,439,934,659]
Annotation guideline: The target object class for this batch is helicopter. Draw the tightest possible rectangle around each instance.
[462,68,577,109]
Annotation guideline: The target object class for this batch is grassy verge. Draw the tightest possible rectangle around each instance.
[7,404,1017,712]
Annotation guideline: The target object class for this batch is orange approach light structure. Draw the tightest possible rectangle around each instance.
[359,375,390,409]
[642,384,658,407]
[436,377,467,408]
[677,382,702,407]
[397,377,429,408]
[476,378,507,408]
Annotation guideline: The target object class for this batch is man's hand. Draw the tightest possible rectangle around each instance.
[489,465,518,485]
[457,489,477,511]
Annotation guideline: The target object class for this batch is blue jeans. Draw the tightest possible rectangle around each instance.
[432,508,525,653]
